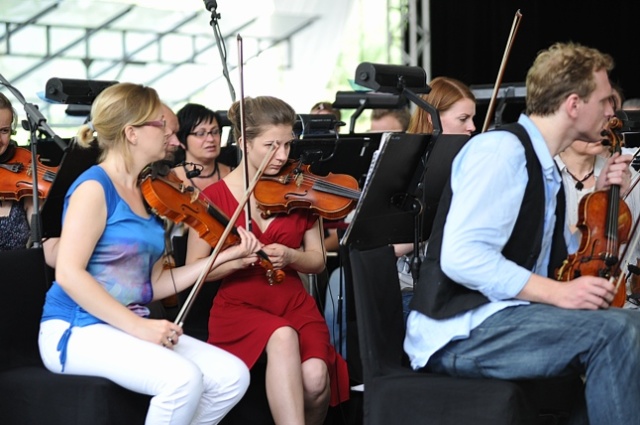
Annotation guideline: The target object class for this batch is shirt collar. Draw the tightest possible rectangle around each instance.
[518,114,559,182]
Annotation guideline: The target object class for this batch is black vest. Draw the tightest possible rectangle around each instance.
[409,123,567,319]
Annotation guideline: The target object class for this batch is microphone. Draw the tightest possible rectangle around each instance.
[181,162,203,179]
[186,168,201,179]
[203,0,217,11]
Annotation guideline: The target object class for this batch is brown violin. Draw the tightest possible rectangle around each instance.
[556,117,631,307]
[0,146,57,201]
[139,167,285,285]
[254,159,361,220]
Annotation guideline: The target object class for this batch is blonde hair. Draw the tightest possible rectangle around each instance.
[407,76,475,134]
[526,42,614,116]
[76,83,161,170]
[228,96,296,144]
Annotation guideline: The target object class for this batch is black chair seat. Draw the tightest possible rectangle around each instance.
[347,245,583,425]
[0,248,150,425]
[0,366,149,425]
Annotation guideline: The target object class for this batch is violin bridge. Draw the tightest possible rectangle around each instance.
[190,187,200,203]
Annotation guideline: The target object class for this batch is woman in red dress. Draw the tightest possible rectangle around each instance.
[186,96,349,425]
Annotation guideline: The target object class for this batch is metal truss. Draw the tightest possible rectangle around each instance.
[388,0,430,77]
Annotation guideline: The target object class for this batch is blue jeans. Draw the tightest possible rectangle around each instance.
[402,291,413,324]
[426,304,640,425]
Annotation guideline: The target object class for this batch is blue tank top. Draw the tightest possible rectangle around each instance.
[41,165,165,369]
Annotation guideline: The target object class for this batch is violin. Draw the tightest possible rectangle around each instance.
[139,166,285,285]
[0,145,57,201]
[556,117,631,307]
[254,159,361,220]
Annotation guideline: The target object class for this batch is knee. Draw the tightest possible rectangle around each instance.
[224,356,250,397]
[604,311,640,347]
[302,359,330,404]
[266,326,299,357]
[164,361,204,396]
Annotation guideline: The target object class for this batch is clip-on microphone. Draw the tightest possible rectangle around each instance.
[174,161,203,179]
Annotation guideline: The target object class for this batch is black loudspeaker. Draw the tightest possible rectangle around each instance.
[45,78,118,105]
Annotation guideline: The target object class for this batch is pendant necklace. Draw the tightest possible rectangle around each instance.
[565,164,594,191]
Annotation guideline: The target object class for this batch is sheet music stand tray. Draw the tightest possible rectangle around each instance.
[342,132,470,250]
[342,132,432,250]
[41,141,100,239]
[290,133,383,187]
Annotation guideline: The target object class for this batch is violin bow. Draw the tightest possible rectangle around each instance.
[237,34,253,232]
[481,9,523,133]
[174,141,279,328]
[615,137,640,293]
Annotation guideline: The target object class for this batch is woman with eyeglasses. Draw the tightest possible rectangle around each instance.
[0,92,34,251]
[174,103,233,191]
[38,83,253,424]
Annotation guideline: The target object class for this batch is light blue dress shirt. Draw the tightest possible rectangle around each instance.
[404,114,575,370]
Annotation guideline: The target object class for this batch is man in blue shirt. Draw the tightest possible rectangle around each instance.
[405,42,640,424]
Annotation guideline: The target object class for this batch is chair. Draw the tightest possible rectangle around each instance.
[0,248,149,425]
[347,245,583,425]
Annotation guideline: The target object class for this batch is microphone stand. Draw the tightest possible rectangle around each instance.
[0,73,68,248]
[202,0,239,161]
[203,0,236,104]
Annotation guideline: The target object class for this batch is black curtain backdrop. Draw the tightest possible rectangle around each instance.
[428,0,640,128]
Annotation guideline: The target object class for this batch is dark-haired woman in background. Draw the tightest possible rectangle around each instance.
[173,103,232,191]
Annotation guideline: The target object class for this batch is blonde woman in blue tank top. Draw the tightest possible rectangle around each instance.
[38,83,260,425]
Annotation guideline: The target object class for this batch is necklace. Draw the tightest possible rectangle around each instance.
[565,165,594,191]
[194,161,219,179]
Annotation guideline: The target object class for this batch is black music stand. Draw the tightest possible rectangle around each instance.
[41,141,100,239]
[342,132,470,249]
[289,133,383,188]
[342,132,432,249]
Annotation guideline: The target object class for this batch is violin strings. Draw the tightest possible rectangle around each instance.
[292,173,361,199]
[15,163,57,182]
[307,178,361,199]
[606,188,620,264]
[314,180,361,199]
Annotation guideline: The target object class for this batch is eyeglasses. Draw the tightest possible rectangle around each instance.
[138,119,166,129]
[189,128,221,138]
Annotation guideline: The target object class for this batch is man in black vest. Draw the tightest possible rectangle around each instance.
[405,42,640,424]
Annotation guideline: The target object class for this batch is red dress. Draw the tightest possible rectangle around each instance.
[203,181,350,406]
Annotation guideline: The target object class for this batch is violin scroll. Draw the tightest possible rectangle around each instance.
[602,117,624,152]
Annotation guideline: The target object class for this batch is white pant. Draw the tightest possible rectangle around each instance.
[39,319,250,425]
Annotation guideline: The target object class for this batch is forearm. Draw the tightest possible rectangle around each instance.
[153,248,243,299]
[515,273,563,303]
[393,242,414,257]
[287,247,325,274]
